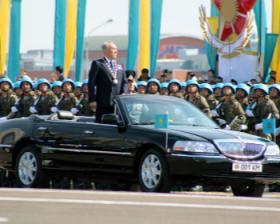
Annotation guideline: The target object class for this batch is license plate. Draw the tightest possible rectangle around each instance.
[232,163,263,173]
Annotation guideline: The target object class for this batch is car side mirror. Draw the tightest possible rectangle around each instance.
[101,114,125,127]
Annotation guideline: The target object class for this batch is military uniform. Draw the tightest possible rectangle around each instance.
[55,92,62,99]
[218,96,247,131]
[15,91,36,118]
[79,94,95,116]
[185,93,211,118]
[271,97,280,113]
[56,93,77,111]
[0,90,17,117]
[168,92,183,98]
[33,91,57,115]
[236,97,249,111]
[251,96,279,138]
[207,94,218,110]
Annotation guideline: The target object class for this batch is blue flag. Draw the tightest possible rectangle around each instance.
[155,114,169,129]
[263,119,276,134]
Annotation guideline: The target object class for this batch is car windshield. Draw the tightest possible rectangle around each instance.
[120,96,218,128]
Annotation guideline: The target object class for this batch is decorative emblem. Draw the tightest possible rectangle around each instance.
[199,0,256,57]
[214,0,256,41]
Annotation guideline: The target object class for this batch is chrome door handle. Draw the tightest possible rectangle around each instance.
[37,127,48,132]
[84,130,94,135]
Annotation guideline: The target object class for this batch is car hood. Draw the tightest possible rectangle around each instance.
[168,126,269,143]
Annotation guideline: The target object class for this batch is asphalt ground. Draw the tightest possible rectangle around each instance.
[0,189,279,224]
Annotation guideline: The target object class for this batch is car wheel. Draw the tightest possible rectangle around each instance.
[231,183,265,197]
[138,149,172,193]
[15,145,46,188]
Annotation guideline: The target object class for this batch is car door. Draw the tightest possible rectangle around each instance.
[33,119,85,168]
[78,122,135,169]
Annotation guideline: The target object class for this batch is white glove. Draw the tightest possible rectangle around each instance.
[223,125,231,130]
[11,106,18,113]
[70,108,79,115]
[246,109,254,117]
[211,109,219,117]
[255,123,263,130]
[239,124,248,131]
[29,106,38,114]
[51,107,59,113]
[0,117,7,121]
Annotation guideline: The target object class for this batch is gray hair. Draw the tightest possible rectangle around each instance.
[102,41,116,51]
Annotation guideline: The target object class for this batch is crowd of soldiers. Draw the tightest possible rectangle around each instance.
[0,73,280,143]
[0,76,94,119]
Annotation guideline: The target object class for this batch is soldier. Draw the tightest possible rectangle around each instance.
[0,78,17,118]
[216,83,247,131]
[269,84,280,111]
[71,80,95,117]
[11,76,36,118]
[74,81,83,100]
[247,84,279,139]
[29,79,57,115]
[51,79,77,112]
[185,80,211,118]
[127,76,137,94]
[159,82,168,95]
[137,81,147,95]
[33,81,40,97]
[168,79,183,98]
[212,83,224,102]
[51,81,62,99]
[80,80,95,116]
[13,81,22,98]
[236,83,250,111]
[199,83,218,110]
[146,78,160,95]
[180,82,187,96]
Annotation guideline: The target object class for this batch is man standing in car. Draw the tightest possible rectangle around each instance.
[88,41,128,122]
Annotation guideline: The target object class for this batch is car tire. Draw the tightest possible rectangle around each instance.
[231,183,265,197]
[15,145,46,188]
[138,149,172,193]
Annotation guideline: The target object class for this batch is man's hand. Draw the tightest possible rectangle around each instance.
[89,102,97,111]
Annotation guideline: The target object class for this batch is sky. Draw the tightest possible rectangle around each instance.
[21,0,272,53]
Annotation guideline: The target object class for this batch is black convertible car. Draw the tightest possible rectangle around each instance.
[0,95,280,197]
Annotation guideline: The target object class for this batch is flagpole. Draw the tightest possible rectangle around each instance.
[165,129,169,151]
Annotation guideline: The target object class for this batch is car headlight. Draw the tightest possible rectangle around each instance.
[265,144,280,156]
[173,141,218,154]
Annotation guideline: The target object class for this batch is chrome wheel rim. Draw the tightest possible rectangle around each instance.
[18,152,38,186]
[141,154,162,189]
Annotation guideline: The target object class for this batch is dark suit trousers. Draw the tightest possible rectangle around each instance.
[96,106,114,123]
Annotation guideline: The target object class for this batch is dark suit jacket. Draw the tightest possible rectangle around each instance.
[88,58,128,107]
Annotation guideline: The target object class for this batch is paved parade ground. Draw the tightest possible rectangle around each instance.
[0,189,279,224]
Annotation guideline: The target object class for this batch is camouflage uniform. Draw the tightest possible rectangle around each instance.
[79,94,95,116]
[0,90,17,117]
[15,91,36,118]
[251,96,279,138]
[185,93,211,118]
[168,92,183,98]
[56,93,77,111]
[207,94,218,110]
[33,91,57,115]
[271,97,280,113]
[218,96,247,131]
[236,97,249,111]
[54,92,62,99]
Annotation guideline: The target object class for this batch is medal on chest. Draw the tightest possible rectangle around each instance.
[106,60,119,85]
